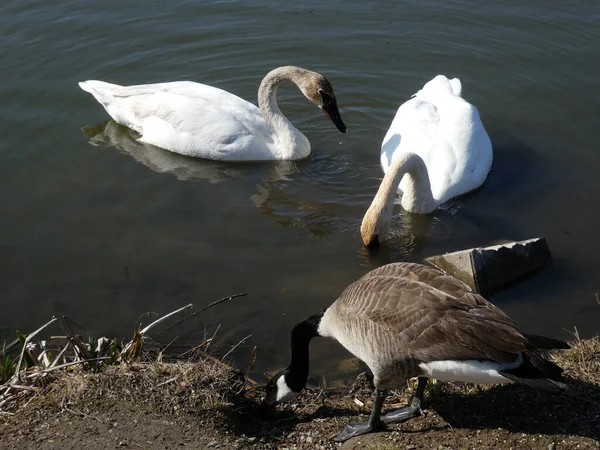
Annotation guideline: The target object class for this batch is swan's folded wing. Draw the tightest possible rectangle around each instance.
[114,91,272,158]
[380,98,441,170]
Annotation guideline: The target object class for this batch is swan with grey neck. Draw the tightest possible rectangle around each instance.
[79,66,346,161]
[361,75,492,245]
[262,262,568,442]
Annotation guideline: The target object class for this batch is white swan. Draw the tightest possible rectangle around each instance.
[78,66,346,161]
[360,75,493,246]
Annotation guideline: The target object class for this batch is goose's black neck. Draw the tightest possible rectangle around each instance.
[285,311,324,392]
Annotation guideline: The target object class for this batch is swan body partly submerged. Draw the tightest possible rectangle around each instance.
[79,66,346,161]
[361,75,492,245]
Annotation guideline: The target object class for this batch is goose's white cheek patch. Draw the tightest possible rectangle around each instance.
[276,376,299,403]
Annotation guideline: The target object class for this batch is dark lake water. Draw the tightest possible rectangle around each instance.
[1,0,599,380]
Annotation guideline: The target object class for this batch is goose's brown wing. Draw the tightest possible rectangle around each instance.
[334,263,526,364]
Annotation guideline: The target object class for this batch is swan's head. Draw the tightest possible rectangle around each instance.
[260,369,300,411]
[360,195,394,247]
[299,73,347,134]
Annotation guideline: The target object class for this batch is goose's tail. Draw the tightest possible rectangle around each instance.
[500,336,570,391]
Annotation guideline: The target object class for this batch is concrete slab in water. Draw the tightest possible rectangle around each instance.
[425,238,552,297]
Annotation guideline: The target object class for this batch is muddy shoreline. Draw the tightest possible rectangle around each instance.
[2,336,599,449]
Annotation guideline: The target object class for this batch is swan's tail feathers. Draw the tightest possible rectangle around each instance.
[449,78,462,97]
[79,80,122,94]
[79,80,122,117]
[500,349,568,392]
[416,75,462,99]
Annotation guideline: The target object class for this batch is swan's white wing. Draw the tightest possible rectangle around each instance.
[381,97,456,200]
[124,82,270,132]
[380,76,492,204]
[80,81,276,160]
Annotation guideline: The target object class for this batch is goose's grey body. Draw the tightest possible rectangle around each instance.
[263,262,569,442]
[317,262,560,389]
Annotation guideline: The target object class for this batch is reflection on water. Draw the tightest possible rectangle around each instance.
[77,120,546,270]
[81,120,300,184]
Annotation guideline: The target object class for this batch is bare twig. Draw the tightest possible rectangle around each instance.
[203,325,221,355]
[155,377,178,388]
[49,341,72,369]
[24,357,110,378]
[156,336,179,363]
[8,384,39,391]
[221,334,252,361]
[196,293,247,314]
[245,346,258,386]
[70,335,93,362]
[154,293,247,339]
[61,316,87,335]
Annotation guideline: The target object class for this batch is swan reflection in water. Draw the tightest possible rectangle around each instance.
[81,120,300,183]
[81,119,437,262]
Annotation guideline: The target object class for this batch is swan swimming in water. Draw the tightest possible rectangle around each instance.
[360,75,493,246]
[79,66,346,161]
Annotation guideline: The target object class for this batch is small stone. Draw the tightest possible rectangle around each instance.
[306,436,313,444]
[548,443,556,450]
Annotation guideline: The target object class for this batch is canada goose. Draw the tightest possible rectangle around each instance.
[262,262,568,442]
[79,66,346,161]
[360,75,492,246]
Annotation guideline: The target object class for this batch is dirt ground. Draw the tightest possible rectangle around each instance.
[1,339,600,449]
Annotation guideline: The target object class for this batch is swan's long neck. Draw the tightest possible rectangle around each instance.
[369,153,436,224]
[258,66,311,159]
[284,312,322,392]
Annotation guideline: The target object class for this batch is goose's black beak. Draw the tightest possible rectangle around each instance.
[323,103,347,134]
[259,400,274,413]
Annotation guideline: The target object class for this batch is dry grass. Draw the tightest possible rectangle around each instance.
[553,331,600,385]
[0,298,250,418]
[46,359,245,416]
[1,335,599,449]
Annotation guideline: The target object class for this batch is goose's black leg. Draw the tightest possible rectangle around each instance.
[381,376,427,424]
[333,389,386,442]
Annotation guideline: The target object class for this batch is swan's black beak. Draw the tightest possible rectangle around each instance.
[322,102,347,134]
